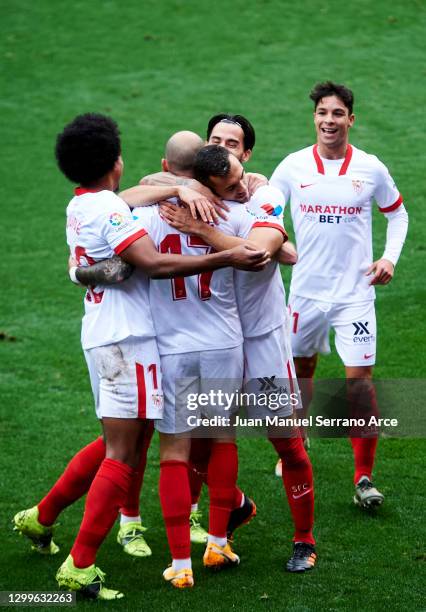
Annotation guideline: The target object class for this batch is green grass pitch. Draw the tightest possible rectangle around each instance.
[1,0,425,610]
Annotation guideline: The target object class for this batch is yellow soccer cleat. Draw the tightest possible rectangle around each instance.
[203,541,240,570]
[163,566,194,589]
[117,522,152,557]
[190,510,208,544]
[56,555,124,600]
[13,506,59,555]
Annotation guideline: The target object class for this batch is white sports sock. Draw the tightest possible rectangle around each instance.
[120,514,141,526]
[172,557,192,571]
[208,534,227,547]
[191,504,199,513]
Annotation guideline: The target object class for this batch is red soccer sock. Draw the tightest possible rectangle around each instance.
[188,438,211,505]
[270,436,315,545]
[70,458,134,568]
[37,437,106,527]
[159,460,191,559]
[351,437,378,484]
[121,421,154,517]
[207,442,238,538]
[233,487,243,509]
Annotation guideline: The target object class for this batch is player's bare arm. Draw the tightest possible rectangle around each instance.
[120,184,220,224]
[140,172,229,218]
[77,256,134,286]
[276,241,298,265]
[120,232,270,277]
[245,172,268,196]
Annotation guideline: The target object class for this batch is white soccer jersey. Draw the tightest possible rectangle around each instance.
[270,144,402,303]
[66,188,155,349]
[234,185,288,338]
[132,203,262,355]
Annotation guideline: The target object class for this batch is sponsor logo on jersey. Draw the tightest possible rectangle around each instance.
[109,212,125,227]
[300,183,315,189]
[261,203,283,217]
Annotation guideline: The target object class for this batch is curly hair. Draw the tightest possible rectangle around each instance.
[55,113,121,185]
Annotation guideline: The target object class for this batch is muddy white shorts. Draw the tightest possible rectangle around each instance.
[84,335,164,419]
[155,345,243,434]
[288,295,377,367]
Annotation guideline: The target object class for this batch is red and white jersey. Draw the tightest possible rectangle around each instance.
[132,203,260,355]
[234,185,288,338]
[66,188,155,350]
[270,144,402,303]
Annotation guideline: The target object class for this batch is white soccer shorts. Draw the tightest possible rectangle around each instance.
[84,335,164,420]
[288,295,377,367]
[243,324,301,417]
[155,345,244,434]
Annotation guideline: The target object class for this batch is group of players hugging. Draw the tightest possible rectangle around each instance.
[13,81,408,599]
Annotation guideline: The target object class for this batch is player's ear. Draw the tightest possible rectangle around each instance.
[349,113,355,128]
[161,158,169,172]
[241,149,252,163]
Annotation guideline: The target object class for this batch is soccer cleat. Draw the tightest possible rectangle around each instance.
[275,459,282,477]
[286,542,317,572]
[117,522,152,557]
[227,496,257,541]
[190,510,208,544]
[163,566,194,589]
[56,555,124,600]
[354,477,384,509]
[203,541,240,569]
[13,506,59,555]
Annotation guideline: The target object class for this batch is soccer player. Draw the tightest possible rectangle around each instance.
[270,82,409,507]
[14,113,269,600]
[131,151,280,588]
[161,144,316,573]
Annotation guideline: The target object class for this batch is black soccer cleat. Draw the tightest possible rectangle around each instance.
[286,542,317,573]
[227,496,257,541]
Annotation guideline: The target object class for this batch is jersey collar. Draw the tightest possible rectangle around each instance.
[313,144,353,176]
[74,187,103,196]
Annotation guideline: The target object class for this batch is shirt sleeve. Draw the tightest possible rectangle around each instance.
[382,204,409,266]
[269,157,292,205]
[247,185,288,238]
[373,158,403,213]
[100,194,148,254]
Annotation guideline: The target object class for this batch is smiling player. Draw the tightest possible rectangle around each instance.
[270,82,409,507]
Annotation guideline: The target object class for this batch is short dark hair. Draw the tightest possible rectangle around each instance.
[55,113,121,185]
[193,145,231,186]
[206,113,256,151]
[309,81,354,114]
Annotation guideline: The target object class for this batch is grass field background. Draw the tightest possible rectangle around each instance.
[1,0,425,610]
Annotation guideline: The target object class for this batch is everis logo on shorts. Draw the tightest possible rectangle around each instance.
[352,321,374,343]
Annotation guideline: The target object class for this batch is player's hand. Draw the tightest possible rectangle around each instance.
[186,179,229,220]
[229,244,271,271]
[365,258,394,285]
[176,185,221,224]
[245,172,268,196]
[160,202,206,234]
